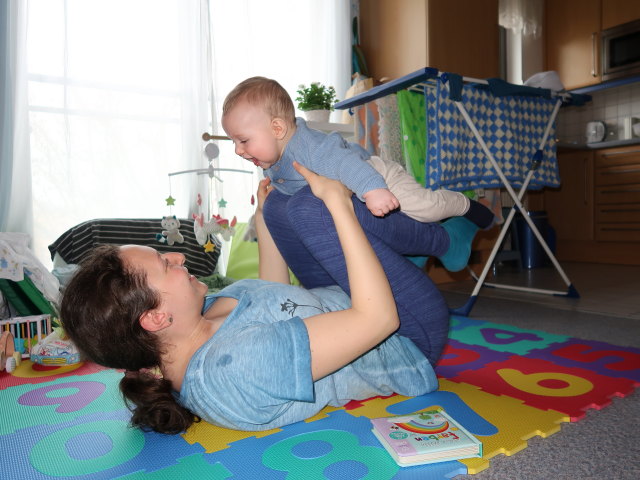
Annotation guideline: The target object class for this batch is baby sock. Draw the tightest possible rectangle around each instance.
[438,217,479,272]
[464,199,495,229]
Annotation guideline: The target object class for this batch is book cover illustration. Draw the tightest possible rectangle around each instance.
[370,409,483,466]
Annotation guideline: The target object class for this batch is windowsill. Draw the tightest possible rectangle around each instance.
[306,121,355,140]
[306,121,354,134]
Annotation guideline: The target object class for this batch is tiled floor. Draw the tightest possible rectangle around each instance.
[438,261,640,320]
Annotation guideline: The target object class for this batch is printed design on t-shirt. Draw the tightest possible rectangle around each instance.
[280,298,326,317]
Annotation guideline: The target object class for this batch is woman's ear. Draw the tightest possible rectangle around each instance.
[139,310,171,332]
[271,117,288,140]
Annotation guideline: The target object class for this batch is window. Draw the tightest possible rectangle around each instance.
[22,0,350,269]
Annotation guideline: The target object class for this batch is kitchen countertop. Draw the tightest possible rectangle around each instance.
[557,137,640,151]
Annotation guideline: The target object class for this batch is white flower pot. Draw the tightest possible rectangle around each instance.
[304,109,331,123]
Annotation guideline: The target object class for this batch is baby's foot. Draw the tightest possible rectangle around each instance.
[464,200,495,229]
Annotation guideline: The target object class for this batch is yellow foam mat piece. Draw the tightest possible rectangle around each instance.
[440,379,567,474]
[183,404,348,453]
[10,359,88,378]
[182,420,282,454]
[337,394,416,421]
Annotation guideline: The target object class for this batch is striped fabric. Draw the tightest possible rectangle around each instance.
[48,218,220,277]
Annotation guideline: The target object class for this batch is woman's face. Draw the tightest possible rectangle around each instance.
[119,245,208,312]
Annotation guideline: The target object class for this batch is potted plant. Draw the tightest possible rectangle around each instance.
[295,82,338,123]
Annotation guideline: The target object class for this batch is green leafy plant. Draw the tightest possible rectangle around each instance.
[295,82,338,111]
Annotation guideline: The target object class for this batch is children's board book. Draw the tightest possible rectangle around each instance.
[370,408,483,467]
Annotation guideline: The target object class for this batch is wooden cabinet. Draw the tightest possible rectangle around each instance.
[545,0,601,90]
[545,150,594,241]
[359,0,500,81]
[545,0,640,90]
[594,146,640,242]
[543,145,640,265]
[601,0,640,30]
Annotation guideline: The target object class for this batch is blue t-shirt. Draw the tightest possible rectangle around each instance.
[178,279,438,431]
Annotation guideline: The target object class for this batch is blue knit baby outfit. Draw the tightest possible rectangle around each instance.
[265,117,387,201]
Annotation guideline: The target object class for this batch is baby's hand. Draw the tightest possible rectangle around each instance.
[363,188,400,216]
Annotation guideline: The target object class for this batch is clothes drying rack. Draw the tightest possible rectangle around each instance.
[334,67,590,316]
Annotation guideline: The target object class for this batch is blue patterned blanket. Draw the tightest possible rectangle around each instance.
[425,80,561,191]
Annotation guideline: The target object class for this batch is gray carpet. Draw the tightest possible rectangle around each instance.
[441,291,640,480]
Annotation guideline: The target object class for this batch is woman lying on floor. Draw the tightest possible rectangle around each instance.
[61,163,471,433]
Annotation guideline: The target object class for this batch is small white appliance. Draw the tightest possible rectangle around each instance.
[586,121,606,144]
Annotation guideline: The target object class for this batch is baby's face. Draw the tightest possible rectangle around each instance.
[222,101,281,170]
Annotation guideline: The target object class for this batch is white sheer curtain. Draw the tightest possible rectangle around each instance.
[8,0,350,270]
[204,0,351,273]
[23,0,213,267]
[499,0,543,38]
[1,1,32,236]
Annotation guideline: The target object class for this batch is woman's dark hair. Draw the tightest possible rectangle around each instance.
[60,244,198,434]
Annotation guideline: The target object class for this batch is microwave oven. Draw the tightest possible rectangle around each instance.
[601,19,640,81]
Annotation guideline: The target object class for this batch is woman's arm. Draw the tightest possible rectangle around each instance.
[295,162,400,381]
[255,178,291,284]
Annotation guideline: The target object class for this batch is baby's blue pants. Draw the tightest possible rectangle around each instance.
[263,186,450,365]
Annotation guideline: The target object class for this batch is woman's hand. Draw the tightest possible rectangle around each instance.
[256,177,272,213]
[292,161,353,207]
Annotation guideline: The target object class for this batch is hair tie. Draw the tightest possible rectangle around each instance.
[125,367,163,379]
[140,366,163,379]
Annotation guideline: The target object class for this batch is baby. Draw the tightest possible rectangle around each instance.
[221,76,495,271]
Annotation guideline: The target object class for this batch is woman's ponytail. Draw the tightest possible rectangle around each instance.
[120,370,199,434]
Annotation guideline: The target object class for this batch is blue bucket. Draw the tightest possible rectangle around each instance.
[515,211,553,269]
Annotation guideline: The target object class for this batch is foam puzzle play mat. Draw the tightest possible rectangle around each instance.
[2,315,639,479]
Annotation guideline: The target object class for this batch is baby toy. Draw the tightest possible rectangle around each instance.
[193,213,238,245]
[30,328,81,366]
[213,214,237,242]
[0,315,81,368]
[0,330,17,372]
[193,213,218,246]
[156,216,184,246]
[162,137,254,251]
